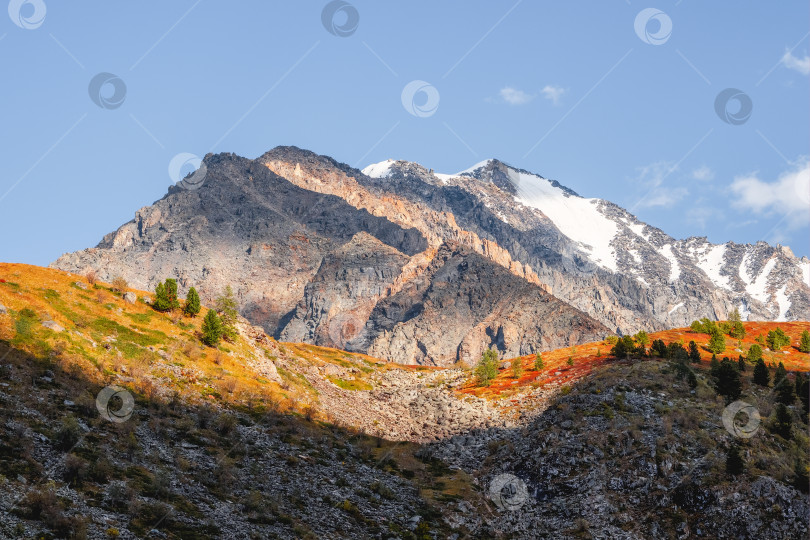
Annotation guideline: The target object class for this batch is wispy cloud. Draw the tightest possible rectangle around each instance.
[686,206,715,229]
[498,87,534,105]
[691,165,714,181]
[729,159,810,229]
[781,49,810,75]
[632,161,688,208]
[541,85,565,105]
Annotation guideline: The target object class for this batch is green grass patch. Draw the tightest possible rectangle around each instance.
[329,377,372,391]
[124,311,154,324]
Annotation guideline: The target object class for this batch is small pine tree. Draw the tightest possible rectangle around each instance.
[153,282,170,312]
[216,285,239,342]
[715,358,742,404]
[689,320,703,333]
[511,357,523,379]
[611,336,634,359]
[799,330,810,353]
[725,445,744,476]
[201,309,223,346]
[752,358,770,387]
[800,377,810,419]
[634,330,649,348]
[774,362,788,387]
[708,329,726,354]
[153,278,180,312]
[709,354,720,379]
[772,403,792,440]
[184,287,201,317]
[729,320,746,339]
[737,355,745,372]
[688,340,701,363]
[534,353,544,371]
[164,278,180,310]
[475,349,499,387]
[747,344,763,363]
[766,327,790,351]
[686,369,698,389]
[776,374,796,405]
[567,356,574,367]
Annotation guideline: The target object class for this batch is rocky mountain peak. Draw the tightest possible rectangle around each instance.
[52,146,809,364]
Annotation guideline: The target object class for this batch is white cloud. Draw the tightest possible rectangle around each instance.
[781,50,810,75]
[541,85,565,106]
[729,160,810,229]
[499,87,534,105]
[686,206,715,229]
[691,165,714,181]
[632,161,688,208]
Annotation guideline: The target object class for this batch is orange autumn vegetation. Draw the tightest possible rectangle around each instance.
[461,321,809,399]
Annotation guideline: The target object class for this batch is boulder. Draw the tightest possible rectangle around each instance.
[123,292,137,304]
[42,320,64,332]
[0,303,6,315]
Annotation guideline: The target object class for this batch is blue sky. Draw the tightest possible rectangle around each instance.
[1,1,808,265]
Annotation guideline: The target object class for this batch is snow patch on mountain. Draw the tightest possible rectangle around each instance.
[775,285,791,321]
[692,244,731,290]
[509,170,618,271]
[362,160,396,178]
[745,257,776,303]
[456,159,493,176]
[660,244,680,282]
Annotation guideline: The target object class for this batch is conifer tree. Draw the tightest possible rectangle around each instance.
[708,329,726,354]
[747,344,763,363]
[534,352,544,371]
[184,286,201,317]
[153,282,170,312]
[715,358,742,403]
[688,340,701,363]
[772,403,792,440]
[752,358,770,387]
[799,330,810,353]
[475,349,498,387]
[216,285,239,342]
[767,327,790,351]
[201,309,223,346]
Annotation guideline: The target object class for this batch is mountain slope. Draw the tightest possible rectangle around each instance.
[52,151,607,366]
[359,157,810,330]
[52,147,810,365]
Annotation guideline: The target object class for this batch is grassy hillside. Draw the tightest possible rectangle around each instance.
[0,263,807,538]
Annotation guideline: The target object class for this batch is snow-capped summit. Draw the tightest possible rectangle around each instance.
[361,159,397,178]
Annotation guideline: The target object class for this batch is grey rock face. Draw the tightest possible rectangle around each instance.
[122,291,137,304]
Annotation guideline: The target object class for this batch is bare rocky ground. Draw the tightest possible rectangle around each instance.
[2,331,807,539]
